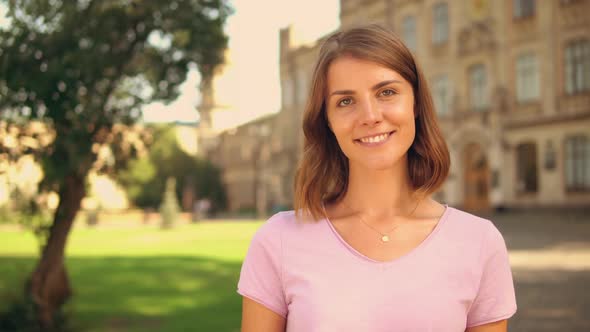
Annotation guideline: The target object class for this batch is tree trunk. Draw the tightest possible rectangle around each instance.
[26,173,86,329]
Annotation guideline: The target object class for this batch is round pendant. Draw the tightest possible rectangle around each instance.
[381,235,390,242]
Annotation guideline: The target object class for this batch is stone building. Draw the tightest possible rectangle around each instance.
[213,67,309,214]
[214,0,590,213]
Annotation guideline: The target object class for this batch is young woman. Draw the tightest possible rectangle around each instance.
[237,24,517,332]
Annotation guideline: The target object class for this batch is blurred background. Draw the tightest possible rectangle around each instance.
[0,0,589,331]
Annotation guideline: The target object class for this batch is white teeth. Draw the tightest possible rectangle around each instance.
[360,132,390,144]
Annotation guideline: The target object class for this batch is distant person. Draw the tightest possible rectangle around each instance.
[237,24,516,331]
[192,198,211,221]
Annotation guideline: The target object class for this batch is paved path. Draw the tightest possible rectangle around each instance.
[485,210,590,332]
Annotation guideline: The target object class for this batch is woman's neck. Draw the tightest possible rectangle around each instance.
[344,159,418,219]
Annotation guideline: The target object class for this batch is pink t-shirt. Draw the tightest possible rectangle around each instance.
[237,206,517,331]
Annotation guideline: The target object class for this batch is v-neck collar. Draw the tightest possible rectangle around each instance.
[323,204,451,267]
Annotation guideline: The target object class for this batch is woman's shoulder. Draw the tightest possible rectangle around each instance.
[254,210,323,238]
[259,210,295,231]
[442,206,510,262]
[444,206,502,239]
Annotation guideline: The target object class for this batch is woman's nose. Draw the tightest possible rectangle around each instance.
[359,98,383,126]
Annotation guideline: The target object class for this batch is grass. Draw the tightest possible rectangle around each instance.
[0,220,263,331]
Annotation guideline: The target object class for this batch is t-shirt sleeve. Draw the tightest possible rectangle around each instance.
[466,221,517,327]
[237,213,288,318]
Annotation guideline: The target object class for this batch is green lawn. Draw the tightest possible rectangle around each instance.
[0,220,263,332]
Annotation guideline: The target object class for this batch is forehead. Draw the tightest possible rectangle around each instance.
[326,56,408,91]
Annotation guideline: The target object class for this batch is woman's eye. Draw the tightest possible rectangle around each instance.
[337,98,352,107]
[380,89,396,97]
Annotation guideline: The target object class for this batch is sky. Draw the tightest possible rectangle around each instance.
[142,0,340,125]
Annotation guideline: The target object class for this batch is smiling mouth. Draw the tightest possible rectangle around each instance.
[354,131,395,144]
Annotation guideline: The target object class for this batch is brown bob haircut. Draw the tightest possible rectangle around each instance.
[294,24,450,221]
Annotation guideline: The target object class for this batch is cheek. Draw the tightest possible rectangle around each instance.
[402,114,416,141]
[329,125,356,156]
[331,127,351,148]
[327,114,352,140]
[383,105,417,148]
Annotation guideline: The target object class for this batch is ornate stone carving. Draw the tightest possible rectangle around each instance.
[559,1,590,28]
[458,20,497,56]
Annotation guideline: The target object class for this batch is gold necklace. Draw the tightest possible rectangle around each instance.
[342,199,421,243]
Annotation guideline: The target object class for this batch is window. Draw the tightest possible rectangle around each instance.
[514,0,535,18]
[516,142,538,193]
[432,3,449,45]
[432,74,450,115]
[565,135,590,191]
[516,53,540,102]
[402,16,417,53]
[565,40,590,94]
[469,64,488,111]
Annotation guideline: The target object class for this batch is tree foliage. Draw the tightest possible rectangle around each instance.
[118,124,227,212]
[0,0,231,188]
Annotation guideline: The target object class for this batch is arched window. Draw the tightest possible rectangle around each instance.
[516,53,540,102]
[402,15,417,53]
[514,0,536,19]
[469,64,488,111]
[564,135,590,191]
[432,3,449,45]
[432,74,451,115]
[565,39,590,94]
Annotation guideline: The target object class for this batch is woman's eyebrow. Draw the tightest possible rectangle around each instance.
[372,79,402,91]
[329,79,402,97]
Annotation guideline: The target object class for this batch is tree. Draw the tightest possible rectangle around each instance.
[0,0,231,328]
[118,124,227,212]
[159,176,179,229]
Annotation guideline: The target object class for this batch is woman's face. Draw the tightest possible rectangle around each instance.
[325,56,416,171]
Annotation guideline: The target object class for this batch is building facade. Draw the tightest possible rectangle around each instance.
[214,0,590,213]
[215,114,295,214]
